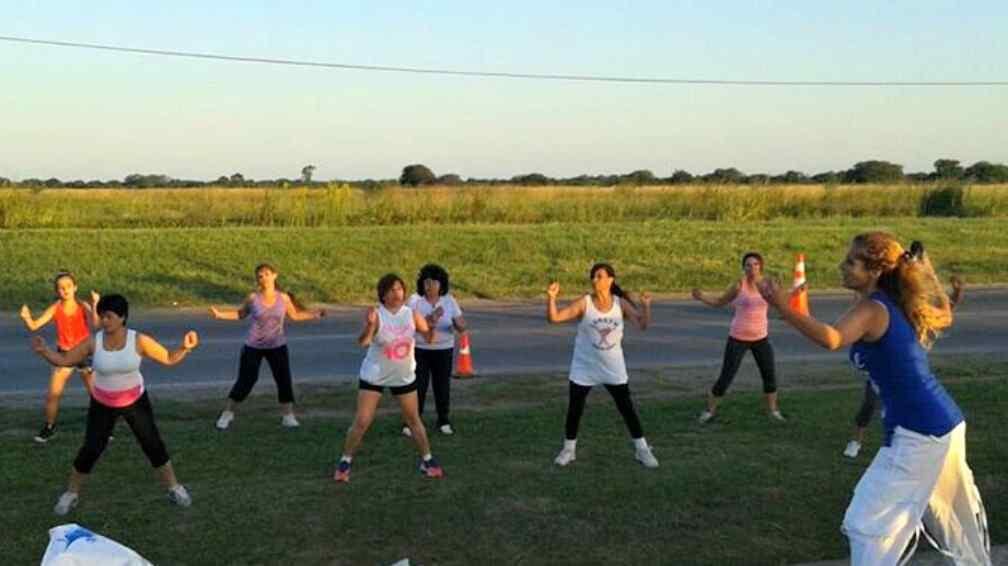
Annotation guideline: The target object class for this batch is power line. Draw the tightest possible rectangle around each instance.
[2,34,1007,87]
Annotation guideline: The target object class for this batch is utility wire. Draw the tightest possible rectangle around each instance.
[2,35,1007,86]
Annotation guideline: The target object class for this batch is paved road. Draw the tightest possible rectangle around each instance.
[3,289,1008,394]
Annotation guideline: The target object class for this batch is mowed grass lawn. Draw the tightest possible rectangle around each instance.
[1,362,1004,565]
[3,217,1008,307]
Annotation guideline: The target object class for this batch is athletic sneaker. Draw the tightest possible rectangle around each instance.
[401,425,413,438]
[419,457,444,478]
[281,414,300,428]
[769,410,786,422]
[635,445,660,469]
[215,410,235,430]
[53,491,79,515]
[697,410,716,424]
[168,484,192,507]
[334,460,352,482]
[553,448,576,466]
[439,423,454,435]
[843,440,862,459]
[34,423,56,443]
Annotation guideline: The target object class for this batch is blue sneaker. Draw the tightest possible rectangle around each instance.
[333,459,352,483]
[418,457,444,479]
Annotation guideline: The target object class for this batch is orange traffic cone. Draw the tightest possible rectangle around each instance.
[789,253,811,316]
[454,333,475,378]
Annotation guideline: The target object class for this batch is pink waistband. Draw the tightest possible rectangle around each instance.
[92,384,144,408]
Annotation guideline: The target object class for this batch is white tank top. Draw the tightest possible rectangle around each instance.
[569,295,628,386]
[359,304,417,387]
[92,330,145,407]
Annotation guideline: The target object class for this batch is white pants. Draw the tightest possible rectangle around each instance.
[842,423,990,565]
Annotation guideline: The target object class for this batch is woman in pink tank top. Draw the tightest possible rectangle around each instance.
[691,252,790,424]
[18,271,101,444]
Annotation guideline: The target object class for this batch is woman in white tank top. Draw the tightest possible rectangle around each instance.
[30,294,200,515]
[334,273,445,483]
[546,263,659,469]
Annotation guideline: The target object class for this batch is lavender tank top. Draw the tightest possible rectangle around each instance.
[246,293,287,349]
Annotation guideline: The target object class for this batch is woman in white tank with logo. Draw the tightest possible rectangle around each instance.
[546,262,658,468]
[30,294,200,515]
[334,273,444,482]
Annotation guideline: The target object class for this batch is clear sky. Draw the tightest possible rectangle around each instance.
[2,1,1006,181]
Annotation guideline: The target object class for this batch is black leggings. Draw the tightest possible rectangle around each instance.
[228,345,295,404]
[711,336,777,396]
[854,380,878,428]
[565,382,644,440]
[415,348,453,425]
[74,392,169,474]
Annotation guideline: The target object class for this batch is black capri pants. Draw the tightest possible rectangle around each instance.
[415,348,454,425]
[74,392,169,474]
[711,336,777,396]
[228,345,295,404]
[565,381,644,440]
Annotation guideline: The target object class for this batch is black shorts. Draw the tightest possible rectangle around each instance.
[358,379,418,396]
[57,347,93,372]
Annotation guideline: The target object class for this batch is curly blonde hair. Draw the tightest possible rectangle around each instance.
[851,232,952,349]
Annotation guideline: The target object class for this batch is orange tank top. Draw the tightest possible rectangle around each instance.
[729,279,769,341]
[54,301,90,351]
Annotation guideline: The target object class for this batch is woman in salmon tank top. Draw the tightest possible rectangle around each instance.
[546,263,658,469]
[31,294,201,515]
[19,271,101,443]
[210,263,325,431]
[757,234,989,565]
[692,252,789,424]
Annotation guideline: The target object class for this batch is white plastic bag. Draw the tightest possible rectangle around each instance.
[41,524,152,566]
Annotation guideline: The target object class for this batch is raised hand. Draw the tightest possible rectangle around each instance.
[756,278,788,309]
[90,290,101,306]
[182,331,199,350]
[640,292,653,308]
[19,304,31,321]
[209,306,222,319]
[547,282,560,300]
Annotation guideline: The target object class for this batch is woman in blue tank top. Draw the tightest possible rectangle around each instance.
[757,232,989,566]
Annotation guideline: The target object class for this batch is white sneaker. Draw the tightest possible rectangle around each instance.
[401,426,413,438]
[698,410,715,424]
[215,410,235,430]
[553,448,576,466]
[53,491,79,515]
[168,484,192,507]
[635,445,660,468]
[843,440,862,459]
[769,410,786,422]
[281,414,300,428]
[439,424,454,435]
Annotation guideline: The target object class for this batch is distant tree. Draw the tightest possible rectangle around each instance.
[229,172,246,185]
[511,173,551,186]
[703,168,745,184]
[746,174,771,185]
[622,169,656,185]
[301,165,316,183]
[124,173,171,188]
[964,161,1008,183]
[669,169,694,184]
[215,175,230,186]
[846,160,904,183]
[44,177,62,187]
[811,171,841,184]
[0,176,11,187]
[933,159,964,180]
[400,164,437,186]
[437,173,463,185]
[777,170,808,184]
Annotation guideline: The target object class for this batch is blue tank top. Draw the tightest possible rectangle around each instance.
[848,291,962,446]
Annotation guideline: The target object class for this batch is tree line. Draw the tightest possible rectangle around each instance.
[2,159,1006,189]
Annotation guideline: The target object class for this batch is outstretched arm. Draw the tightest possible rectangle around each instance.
[691,282,739,308]
[949,276,965,309]
[283,294,325,322]
[546,282,586,324]
[32,335,93,367]
[209,295,253,321]
[621,293,652,331]
[137,331,199,367]
[20,303,57,332]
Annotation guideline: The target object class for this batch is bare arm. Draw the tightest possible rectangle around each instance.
[358,307,379,347]
[137,331,199,367]
[283,293,325,322]
[31,335,93,367]
[209,295,253,321]
[758,278,888,350]
[20,303,57,332]
[546,282,587,324]
[89,291,102,328]
[621,293,652,331]
[949,276,965,309]
[414,310,435,344]
[691,282,739,308]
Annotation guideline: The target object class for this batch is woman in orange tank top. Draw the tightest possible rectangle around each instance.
[19,272,100,443]
[691,252,794,424]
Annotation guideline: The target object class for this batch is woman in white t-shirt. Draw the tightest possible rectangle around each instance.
[546,263,658,468]
[334,274,444,482]
[403,264,467,437]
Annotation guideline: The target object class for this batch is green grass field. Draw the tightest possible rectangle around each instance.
[1,359,1004,565]
[3,217,1007,307]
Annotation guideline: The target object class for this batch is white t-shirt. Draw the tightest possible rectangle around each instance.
[569,295,629,386]
[359,304,417,387]
[408,293,462,350]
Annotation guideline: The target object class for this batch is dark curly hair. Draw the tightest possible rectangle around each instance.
[416,263,450,296]
[376,273,406,305]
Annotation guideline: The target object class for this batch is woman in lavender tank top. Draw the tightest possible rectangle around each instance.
[692,252,794,424]
[209,263,325,430]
